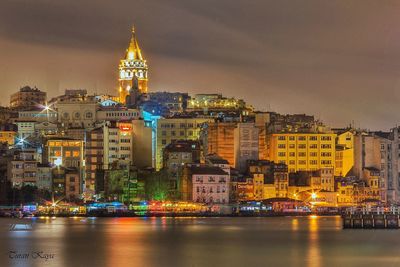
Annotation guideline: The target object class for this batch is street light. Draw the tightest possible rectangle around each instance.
[311,192,317,200]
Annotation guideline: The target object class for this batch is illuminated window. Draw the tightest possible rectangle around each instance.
[73,151,80,157]
[65,151,71,157]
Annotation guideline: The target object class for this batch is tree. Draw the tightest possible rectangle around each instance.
[143,170,170,201]
[106,169,126,202]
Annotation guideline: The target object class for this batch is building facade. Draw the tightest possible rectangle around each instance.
[266,133,336,173]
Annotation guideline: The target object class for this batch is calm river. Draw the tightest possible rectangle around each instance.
[0,216,399,267]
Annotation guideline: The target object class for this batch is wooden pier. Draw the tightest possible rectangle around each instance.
[343,207,400,229]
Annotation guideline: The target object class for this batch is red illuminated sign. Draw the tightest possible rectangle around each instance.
[119,124,132,132]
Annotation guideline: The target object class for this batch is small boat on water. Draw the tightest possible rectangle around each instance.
[9,223,33,231]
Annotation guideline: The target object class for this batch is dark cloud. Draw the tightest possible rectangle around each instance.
[0,0,399,130]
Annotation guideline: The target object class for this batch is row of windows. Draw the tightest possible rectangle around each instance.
[50,150,80,157]
[277,144,332,149]
[159,123,202,129]
[105,112,138,117]
[161,130,194,136]
[0,133,14,137]
[282,160,333,165]
[278,152,332,157]
[196,197,227,204]
[196,186,227,193]
[195,176,227,183]
[277,135,333,141]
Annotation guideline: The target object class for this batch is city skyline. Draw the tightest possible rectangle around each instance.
[1,0,400,130]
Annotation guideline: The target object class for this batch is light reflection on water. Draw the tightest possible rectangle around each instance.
[307,216,320,267]
[0,216,400,267]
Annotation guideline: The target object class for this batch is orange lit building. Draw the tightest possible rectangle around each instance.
[204,122,236,166]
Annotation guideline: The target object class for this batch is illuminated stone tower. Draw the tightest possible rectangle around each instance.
[118,26,148,103]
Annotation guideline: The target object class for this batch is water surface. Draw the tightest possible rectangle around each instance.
[0,216,399,267]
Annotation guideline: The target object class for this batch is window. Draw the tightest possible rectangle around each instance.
[309,136,318,141]
[73,151,80,157]
[298,136,306,141]
[162,139,167,145]
[298,144,306,149]
[278,144,286,149]
[85,111,93,119]
[278,136,286,141]
[278,152,286,157]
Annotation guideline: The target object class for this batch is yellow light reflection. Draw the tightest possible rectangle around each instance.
[307,215,321,267]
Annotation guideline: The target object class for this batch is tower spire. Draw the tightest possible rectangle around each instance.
[126,25,143,61]
[118,26,149,103]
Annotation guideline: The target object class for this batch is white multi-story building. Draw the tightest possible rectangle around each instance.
[234,123,259,172]
[191,165,230,204]
[104,122,133,168]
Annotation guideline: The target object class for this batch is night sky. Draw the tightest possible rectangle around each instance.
[1,0,400,130]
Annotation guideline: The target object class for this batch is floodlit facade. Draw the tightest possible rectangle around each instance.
[45,138,84,168]
[119,27,148,102]
[266,133,336,173]
[204,122,236,166]
[334,129,355,176]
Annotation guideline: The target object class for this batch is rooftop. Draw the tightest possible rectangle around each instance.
[190,165,228,176]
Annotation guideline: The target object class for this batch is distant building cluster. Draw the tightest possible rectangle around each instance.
[0,27,399,208]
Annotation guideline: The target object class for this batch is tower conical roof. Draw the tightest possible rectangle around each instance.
[126,26,144,61]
